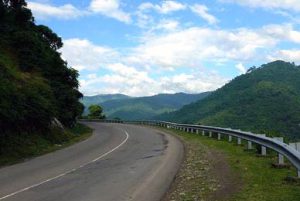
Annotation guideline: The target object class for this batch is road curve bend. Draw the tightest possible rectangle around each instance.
[0,123,184,201]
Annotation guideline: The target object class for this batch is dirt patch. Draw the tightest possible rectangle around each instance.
[206,149,242,201]
[162,132,241,201]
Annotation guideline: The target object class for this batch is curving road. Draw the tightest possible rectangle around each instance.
[0,122,183,201]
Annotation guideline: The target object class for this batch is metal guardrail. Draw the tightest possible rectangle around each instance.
[81,119,300,178]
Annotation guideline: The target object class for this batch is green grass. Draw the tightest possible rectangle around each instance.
[0,123,93,167]
[162,128,300,201]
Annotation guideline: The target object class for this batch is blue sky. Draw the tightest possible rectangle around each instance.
[27,0,300,96]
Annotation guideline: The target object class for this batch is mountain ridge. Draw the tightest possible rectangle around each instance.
[82,92,211,120]
[157,61,300,140]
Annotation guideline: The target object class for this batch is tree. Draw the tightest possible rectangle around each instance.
[88,105,105,119]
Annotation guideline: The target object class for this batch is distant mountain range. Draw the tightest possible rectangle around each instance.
[81,94,131,107]
[157,61,300,140]
[81,92,211,120]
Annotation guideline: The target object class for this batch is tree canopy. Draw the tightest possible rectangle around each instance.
[88,105,106,119]
[0,0,84,138]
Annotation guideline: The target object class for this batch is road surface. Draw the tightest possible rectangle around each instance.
[0,122,183,201]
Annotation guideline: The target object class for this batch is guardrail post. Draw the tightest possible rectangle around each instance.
[247,141,252,149]
[298,169,300,178]
[278,154,284,165]
[209,131,212,138]
[202,130,205,136]
[228,135,232,142]
[196,129,199,134]
[274,137,285,165]
[217,133,221,140]
[261,146,267,156]
[237,137,242,145]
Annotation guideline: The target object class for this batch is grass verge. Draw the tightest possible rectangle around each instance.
[0,123,93,167]
[160,127,300,201]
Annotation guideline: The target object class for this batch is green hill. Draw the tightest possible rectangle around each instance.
[100,92,211,120]
[158,61,300,140]
[81,94,131,108]
[0,0,83,159]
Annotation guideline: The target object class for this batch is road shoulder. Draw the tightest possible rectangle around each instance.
[130,126,185,201]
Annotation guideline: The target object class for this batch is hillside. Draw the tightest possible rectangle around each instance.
[158,61,300,140]
[0,1,83,159]
[100,92,211,120]
[81,94,131,108]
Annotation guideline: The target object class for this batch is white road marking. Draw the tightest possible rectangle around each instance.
[0,130,130,200]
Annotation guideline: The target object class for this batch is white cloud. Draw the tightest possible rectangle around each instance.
[154,19,179,31]
[268,50,300,63]
[235,63,247,74]
[89,0,131,23]
[190,4,218,25]
[126,27,277,69]
[139,1,186,14]
[60,38,119,71]
[262,24,300,43]
[79,63,228,96]
[220,0,300,12]
[28,0,131,23]
[126,24,300,69]
[27,2,84,20]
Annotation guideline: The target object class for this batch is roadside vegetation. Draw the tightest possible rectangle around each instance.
[0,123,92,167]
[0,0,85,165]
[81,104,106,119]
[161,128,300,201]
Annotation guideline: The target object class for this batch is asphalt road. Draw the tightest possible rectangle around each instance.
[0,123,183,201]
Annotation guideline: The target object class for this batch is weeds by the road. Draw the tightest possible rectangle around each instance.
[161,128,300,201]
[0,123,92,167]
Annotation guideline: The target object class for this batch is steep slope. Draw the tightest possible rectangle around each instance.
[101,92,211,120]
[158,61,300,140]
[0,0,84,162]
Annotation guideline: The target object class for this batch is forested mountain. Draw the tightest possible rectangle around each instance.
[0,0,83,153]
[158,61,300,140]
[98,92,211,120]
[81,94,131,108]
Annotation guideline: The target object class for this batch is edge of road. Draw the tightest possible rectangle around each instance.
[129,125,185,201]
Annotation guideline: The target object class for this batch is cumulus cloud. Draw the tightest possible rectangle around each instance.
[79,63,228,96]
[27,2,84,20]
[262,24,300,44]
[138,1,186,14]
[89,0,131,23]
[268,50,300,63]
[220,0,300,12]
[60,38,119,71]
[28,0,131,23]
[126,27,277,69]
[190,4,218,25]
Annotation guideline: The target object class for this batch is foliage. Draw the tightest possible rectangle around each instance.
[88,105,105,119]
[159,61,300,140]
[0,0,83,150]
